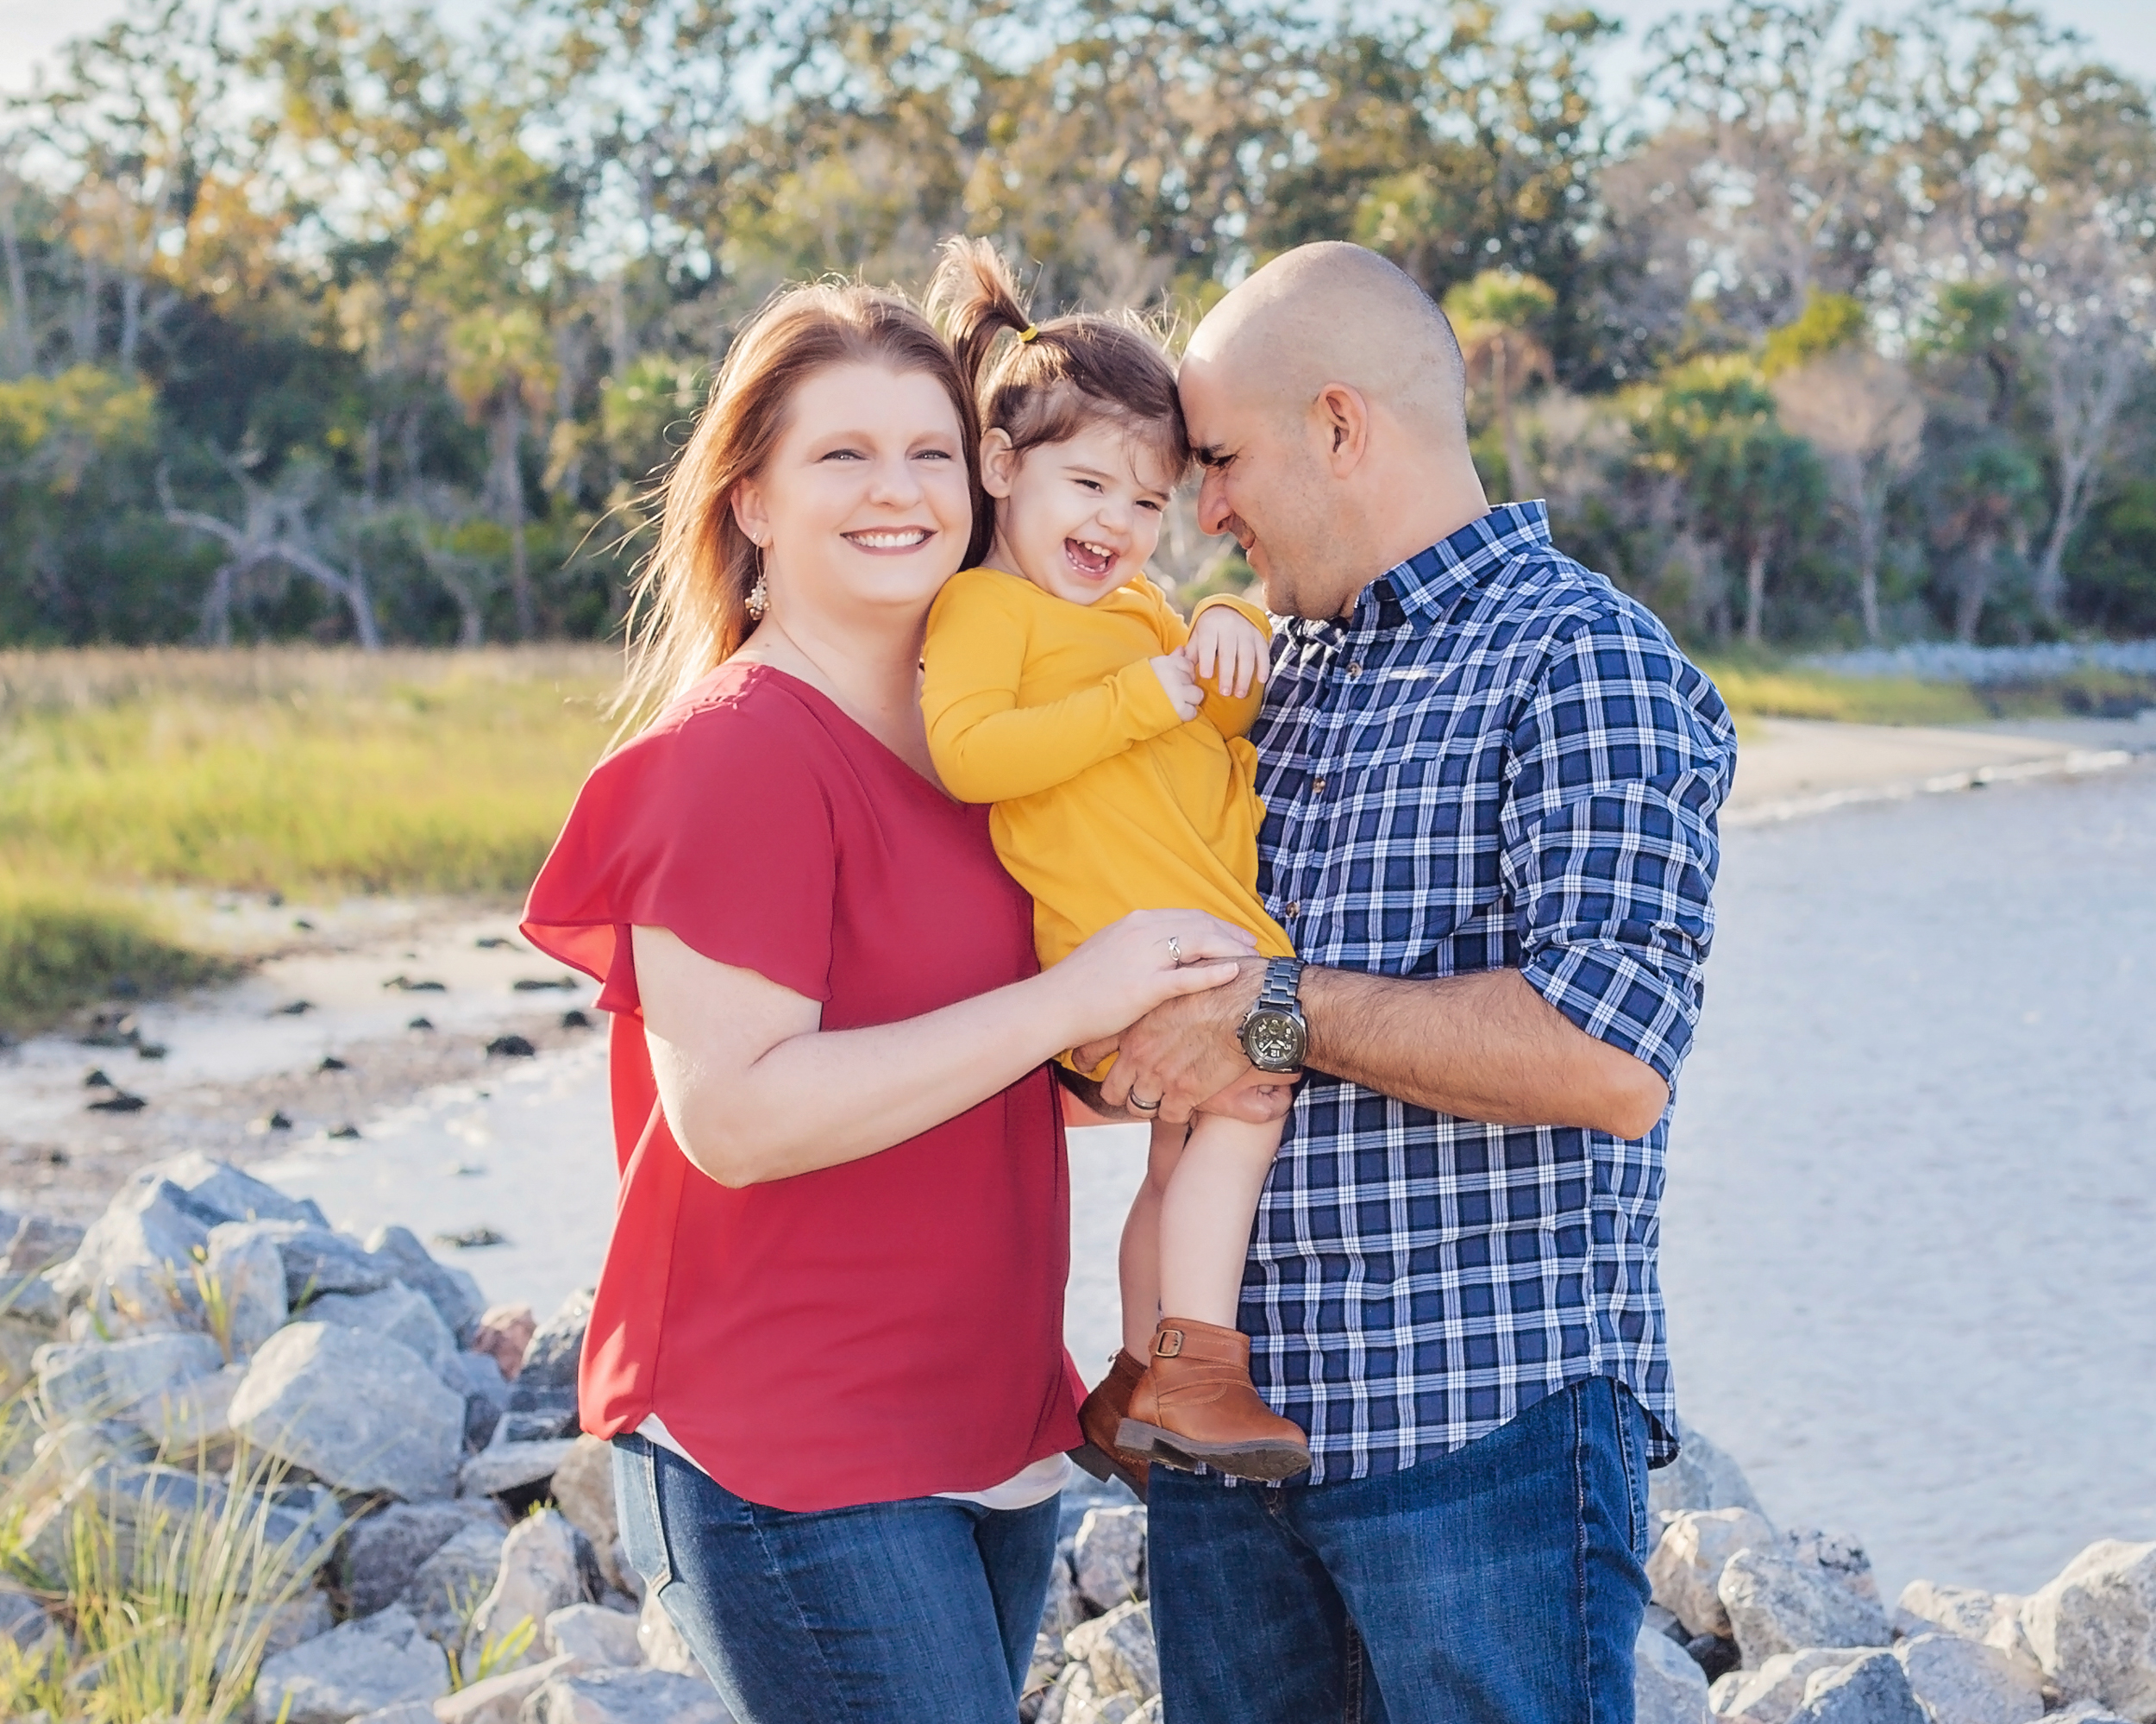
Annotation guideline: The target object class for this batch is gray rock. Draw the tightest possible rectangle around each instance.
[1652,1509,1778,1639]
[404,1520,511,1643]
[543,1602,639,1667]
[352,1708,442,1724]
[251,1602,449,1724]
[1025,1625,1070,1709]
[231,1322,466,1500]
[2049,1704,2136,1724]
[1895,1632,2045,1724]
[0,1580,59,1656]
[1639,1620,1714,1724]
[18,1460,230,1583]
[503,1290,591,1443]
[278,1225,399,1303]
[204,1221,291,1358]
[343,1499,510,1618]
[32,1414,156,1479]
[522,1668,733,1724]
[1720,1546,1891,1667]
[1897,1580,2022,1644]
[1036,1661,1153,1724]
[454,1350,514,1406]
[1071,1505,1147,1613]
[1040,1549,1087,1637]
[305,1282,461,1382]
[549,1436,621,1589]
[461,1439,578,1497]
[1711,1650,1868,1724]
[0,1274,64,1331]
[1651,1421,1771,1527]
[215,1589,339,1677]
[636,1588,701,1676]
[3,1213,85,1275]
[467,1508,587,1676]
[0,1318,45,1400]
[2021,1539,2156,1720]
[1065,1598,1157,1702]
[35,1331,224,1422]
[54,1155,323,1336]
[1788,1651,1926,1724]
[133,1361,248,1456]
[367,1225,486,1341]
[436,1652,580,1724]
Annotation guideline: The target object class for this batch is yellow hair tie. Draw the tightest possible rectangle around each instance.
[1017,324,1039,343]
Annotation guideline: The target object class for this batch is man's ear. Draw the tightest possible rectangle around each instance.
[980,427,1019,498]
[1312,384,1371,476]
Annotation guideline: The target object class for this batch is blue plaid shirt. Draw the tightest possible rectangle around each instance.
[1243,503,1736,1480]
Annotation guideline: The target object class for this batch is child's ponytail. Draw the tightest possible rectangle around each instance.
[924,235,1192,490]
[928,237,1036,398]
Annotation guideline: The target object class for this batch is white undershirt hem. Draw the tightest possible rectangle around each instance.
[636,1414,1070,1512]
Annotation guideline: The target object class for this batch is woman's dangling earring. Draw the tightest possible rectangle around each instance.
[746,543,768,622]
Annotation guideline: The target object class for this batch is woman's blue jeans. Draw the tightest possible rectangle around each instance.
[610,1432,1059,1722]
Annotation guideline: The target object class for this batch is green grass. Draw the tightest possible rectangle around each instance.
[0,647,617,1030]
[1698,658,1990,730]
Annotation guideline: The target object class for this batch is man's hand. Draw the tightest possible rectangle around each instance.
[1073,956,1275,1125]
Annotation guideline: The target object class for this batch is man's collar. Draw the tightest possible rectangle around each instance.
[1365,501,1551,626]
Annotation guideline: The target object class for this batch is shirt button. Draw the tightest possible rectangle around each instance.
[1311,775,1328,795]
[1347,661,1364,677]
[1285,902,1301,918]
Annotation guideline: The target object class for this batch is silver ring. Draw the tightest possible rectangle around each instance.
[1166,937,1182,965]
[1130,1093,1163,1113]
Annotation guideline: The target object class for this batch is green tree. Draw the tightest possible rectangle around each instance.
[1444,269,1556,502]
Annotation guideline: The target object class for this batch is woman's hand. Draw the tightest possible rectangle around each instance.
[1044,908,1257,1050]
[1188,608,1269,700]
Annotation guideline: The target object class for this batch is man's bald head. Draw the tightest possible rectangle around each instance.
[1178,242,1490,618]
[1183,242,1468,450]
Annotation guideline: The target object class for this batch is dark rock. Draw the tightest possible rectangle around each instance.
[88,1091,147,1113]
[512,976,578,991]
[561,1010,592,1030]
[486,1034,536,1058]
[261,1110,294,1132]
[294,917,316,931]
[476,936,518,950]
[384,975,448,993]
[340,1498,508,1618]
[465,1395,502,1451]
[408,1016,435,1031]
[1685,1633,1740,1682]
[84,1069,113,1088]
[436,1226,509,1251]
[318,1056,348,1072]
[327,1124,362,1140]
[135,1041,167,1058]
[275,1000,313,1016]
[505,1290,592,1442]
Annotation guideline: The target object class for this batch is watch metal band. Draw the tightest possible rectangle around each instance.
[1257,956,1305,1012]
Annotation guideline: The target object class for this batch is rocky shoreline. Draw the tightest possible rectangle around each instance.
[3,1151,2153,1724]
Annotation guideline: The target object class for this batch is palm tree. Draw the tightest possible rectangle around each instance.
[447,307,558,641]
[1442,270,1556,502]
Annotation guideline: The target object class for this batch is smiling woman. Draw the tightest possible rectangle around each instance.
[516,277,1249,1724]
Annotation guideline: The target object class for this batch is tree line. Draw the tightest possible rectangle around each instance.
[2,0,2152,651]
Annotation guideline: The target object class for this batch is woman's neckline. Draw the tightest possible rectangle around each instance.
[726,661,961,806]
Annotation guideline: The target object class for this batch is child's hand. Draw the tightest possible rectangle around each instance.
[1150,649,1204,721]
[1188,607,1269,700]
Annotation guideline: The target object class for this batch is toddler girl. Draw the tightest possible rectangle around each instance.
[921,239,1310,1487]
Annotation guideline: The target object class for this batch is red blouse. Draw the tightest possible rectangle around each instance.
[521,662,1080,1511]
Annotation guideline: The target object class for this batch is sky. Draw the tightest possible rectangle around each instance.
[3,0,2153,106]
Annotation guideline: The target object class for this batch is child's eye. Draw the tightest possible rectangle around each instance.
[1137,499,1163,513]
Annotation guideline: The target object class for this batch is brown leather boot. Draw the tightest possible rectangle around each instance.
[1069,1349,1150,1501]
[1116,1318,1312,1482]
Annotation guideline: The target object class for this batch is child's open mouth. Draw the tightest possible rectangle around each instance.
[1065,538,1117,580]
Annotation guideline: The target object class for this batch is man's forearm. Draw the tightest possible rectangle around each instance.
[1303,967,1670,1139]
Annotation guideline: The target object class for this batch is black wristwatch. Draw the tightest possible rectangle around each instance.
[1238,956,1308,1073]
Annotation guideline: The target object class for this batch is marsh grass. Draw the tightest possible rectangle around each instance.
[0,647,617,1028]
[1697,657,1990,729]
[0,1393,344,1724]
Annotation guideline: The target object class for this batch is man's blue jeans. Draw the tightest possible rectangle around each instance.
[610,1432,1059,1721]
[1149,1376,1655,1724]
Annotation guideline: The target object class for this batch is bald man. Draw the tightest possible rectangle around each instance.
[1070,244,1739,1723]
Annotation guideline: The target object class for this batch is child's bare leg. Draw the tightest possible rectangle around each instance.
[1156,1112,1285,1326]
[1119,1119,1186,1357]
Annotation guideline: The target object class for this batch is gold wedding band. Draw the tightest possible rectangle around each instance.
[1131,1093,1163,1113]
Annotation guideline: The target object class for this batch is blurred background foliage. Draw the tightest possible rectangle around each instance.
[0,0,2153,653]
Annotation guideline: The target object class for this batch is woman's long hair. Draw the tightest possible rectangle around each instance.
[615,280,986,735]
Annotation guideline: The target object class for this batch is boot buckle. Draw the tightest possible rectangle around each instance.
[1155,1327,1184,1358]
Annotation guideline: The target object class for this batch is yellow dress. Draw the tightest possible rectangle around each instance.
[921,565,1294,973]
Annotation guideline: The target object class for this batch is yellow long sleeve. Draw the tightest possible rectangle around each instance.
[923,570,1188,804]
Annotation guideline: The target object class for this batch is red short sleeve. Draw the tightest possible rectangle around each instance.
[523,676,836,1010]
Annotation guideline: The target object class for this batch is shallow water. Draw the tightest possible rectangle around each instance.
[1668,761,2156,1598]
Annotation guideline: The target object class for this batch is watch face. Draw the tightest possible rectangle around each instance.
[1244,1010,1307,1072]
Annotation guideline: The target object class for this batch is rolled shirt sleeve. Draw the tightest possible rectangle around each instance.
[1499,619,1735,1088]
